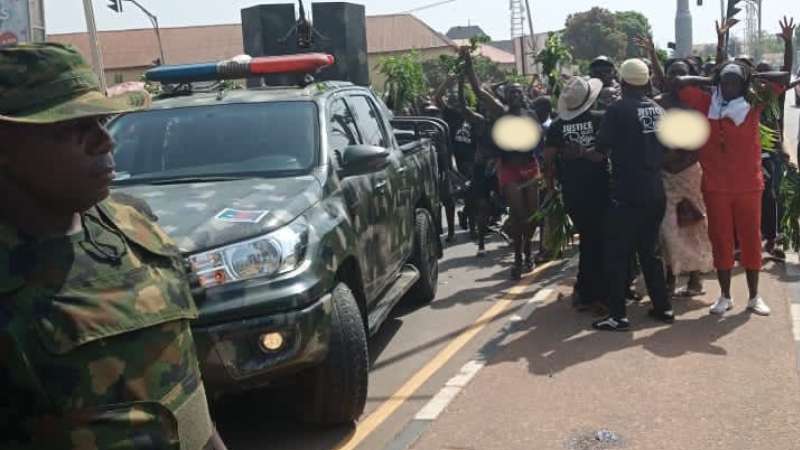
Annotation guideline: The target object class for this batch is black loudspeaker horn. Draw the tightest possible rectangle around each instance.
[241,2,369,86]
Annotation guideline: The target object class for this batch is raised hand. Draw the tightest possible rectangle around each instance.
[716,19,739,41]
[778,16,796,44]
[633,34,656,56]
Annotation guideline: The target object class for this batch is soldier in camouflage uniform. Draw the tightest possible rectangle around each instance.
[0,43,227,450]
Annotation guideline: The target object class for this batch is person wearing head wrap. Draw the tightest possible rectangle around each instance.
[591,58,675,331]
[672,17,798,318]
[638,35,714,297]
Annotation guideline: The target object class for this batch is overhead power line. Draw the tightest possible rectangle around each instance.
[403,0,457,14]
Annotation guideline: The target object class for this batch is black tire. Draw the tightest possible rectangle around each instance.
[795,92,800,107]
[299,283,368,425]
[409,209,439,303]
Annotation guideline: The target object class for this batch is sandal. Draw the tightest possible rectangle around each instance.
[675,287,705,297]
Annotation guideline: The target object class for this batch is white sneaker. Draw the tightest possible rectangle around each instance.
[710,296,734,315]
[747,297,771,316]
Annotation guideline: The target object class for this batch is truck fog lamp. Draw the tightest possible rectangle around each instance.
[260,332,285,352]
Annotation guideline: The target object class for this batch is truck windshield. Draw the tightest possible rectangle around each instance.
[109,101,319,184]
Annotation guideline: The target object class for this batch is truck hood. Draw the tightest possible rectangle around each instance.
[113,176,322,254]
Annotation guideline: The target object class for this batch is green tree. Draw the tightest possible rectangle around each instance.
[614,11,653,58]
[562,7,626,61]
[422,36,509,91]
[535,32,572,97]
[378,50,426,113]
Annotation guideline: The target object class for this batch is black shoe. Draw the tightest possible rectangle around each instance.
[648,309,675,324]
[445,233,455,243]
[523,260,534,273]
[458,211,468,230]
[625,289,643,302]
[592,316,631,331]
[510,265,522,280]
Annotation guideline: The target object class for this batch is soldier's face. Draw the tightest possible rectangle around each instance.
[0,117,115,212]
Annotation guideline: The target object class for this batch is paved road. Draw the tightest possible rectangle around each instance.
[212,230,567,450]
[209,96,800,450]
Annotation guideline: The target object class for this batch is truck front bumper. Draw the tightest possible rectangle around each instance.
[192,292,333,396]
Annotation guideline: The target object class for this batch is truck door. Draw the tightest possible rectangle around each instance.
[327,97,385,300]
[346,94,407,291]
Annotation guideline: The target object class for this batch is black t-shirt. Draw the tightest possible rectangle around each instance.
[546,111,609,201]
[596,92,666,206]
[442,106,477,162]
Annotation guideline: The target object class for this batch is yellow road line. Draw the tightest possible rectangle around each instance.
[335,260,559,450]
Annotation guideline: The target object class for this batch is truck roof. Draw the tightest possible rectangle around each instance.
[147,81,361,110]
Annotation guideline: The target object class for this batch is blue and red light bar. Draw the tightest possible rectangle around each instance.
[145,53,335,84]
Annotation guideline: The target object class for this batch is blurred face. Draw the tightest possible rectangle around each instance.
[666,61,690,92]
[0,117,115,213]
[720,73,745,102]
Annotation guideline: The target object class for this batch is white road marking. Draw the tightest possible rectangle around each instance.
[413,288,556,421]
[511,288,554,322]
[791,304,800,342]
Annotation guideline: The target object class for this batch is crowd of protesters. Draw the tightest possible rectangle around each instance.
[418,17,800,331]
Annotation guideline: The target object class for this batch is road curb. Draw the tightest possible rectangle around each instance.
[786,253,800,371]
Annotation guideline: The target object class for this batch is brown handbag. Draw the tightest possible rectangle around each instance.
[676,198,705,227]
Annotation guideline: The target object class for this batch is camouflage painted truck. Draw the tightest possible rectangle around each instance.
[109,80,443,424]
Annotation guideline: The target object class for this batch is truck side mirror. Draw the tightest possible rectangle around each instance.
[336,144,390,177]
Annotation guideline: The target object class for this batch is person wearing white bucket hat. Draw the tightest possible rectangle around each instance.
[592,58,675,331]
[544,76,608,312]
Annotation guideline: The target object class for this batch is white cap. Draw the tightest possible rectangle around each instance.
[619,58,650,87]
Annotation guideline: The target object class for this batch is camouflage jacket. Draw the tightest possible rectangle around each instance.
[0,196,213,450]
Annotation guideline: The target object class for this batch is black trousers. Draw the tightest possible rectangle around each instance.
[604,198,671,319]
[565,192,607,304]
[761,155,784,241]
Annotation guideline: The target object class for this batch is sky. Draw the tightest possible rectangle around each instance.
[46,0,796,48]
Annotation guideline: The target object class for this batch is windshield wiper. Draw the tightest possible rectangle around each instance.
[113,175,246,186]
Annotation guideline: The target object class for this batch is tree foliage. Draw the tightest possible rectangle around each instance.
[535,32,572,98]
[378,50,427,113]
[614,11,653,58]
[422,35,509,91]
[562,7,627,61]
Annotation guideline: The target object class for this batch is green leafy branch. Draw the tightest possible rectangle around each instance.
[781,165,800,251]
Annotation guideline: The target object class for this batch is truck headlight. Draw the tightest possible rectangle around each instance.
[188,217,309,288]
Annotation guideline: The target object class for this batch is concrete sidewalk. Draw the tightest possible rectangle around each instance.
[410,260,800,450]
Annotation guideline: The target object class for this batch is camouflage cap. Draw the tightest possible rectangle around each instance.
[0,42,149,124]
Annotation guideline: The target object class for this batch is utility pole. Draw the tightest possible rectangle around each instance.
[127,0,166,64]
[675,0,693,58]
[523,0,535,55]
[82,0,107,91]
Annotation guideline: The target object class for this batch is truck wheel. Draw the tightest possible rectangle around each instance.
[299,283,368,425]
[796,92,800,107]
[409,209,439,304]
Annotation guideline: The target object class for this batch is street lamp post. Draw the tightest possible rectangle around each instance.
[122,0,166,64]
[82,0,107,91]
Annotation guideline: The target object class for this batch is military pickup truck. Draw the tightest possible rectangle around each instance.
[109,81,443,424]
